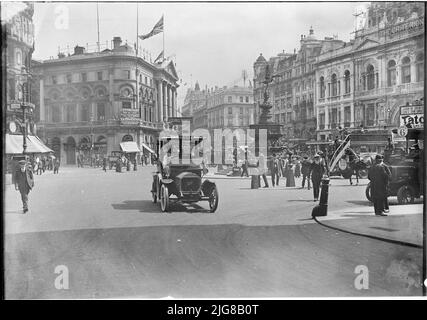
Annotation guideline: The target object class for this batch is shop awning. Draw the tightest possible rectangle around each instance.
[119,141,140,153]
[141,143,155,154]
[6,134,54,154]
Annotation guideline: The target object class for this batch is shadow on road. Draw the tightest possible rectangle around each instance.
[111,200,211,214]
[111,200,156,212]
[346,200,372,206]
[5,222,423,299]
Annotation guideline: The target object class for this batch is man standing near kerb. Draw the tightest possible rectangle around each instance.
[368,154,390,216]
[14,159,35,213]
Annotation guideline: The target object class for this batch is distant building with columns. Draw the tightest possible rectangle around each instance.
[33,36,179,165]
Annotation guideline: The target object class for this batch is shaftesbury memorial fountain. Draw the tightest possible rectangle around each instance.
[249,64,282,158]
[248,64,282,188]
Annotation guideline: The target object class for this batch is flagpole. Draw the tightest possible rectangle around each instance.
[96,3,100,52]
[136,3,140,117]
[162,14,165,62]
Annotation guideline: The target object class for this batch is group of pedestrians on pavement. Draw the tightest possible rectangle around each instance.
[31,155,60,175]
[254,152,327,202]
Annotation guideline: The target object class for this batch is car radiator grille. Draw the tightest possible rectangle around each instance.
[181,177,201,192]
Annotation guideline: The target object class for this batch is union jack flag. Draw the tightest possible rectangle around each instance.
[139,15,163,40]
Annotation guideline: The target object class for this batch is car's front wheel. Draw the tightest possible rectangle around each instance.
[160,184,170,212]
[208,185,219,213]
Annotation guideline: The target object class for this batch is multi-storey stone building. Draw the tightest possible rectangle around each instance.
[182,84,255,132]
[33,36,179,164]
[253,28,344,148]
[206,85,255,131]
[3,2,37,142]
[181,82,208,129]
[315,2,424,152]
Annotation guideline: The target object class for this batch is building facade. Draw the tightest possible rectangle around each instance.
[3,2,36,138]
[206,86,255,131]
[33,37,179,164]
[181,82,208,129]
[315,1,424,152]
[253,28,344,148]
[182,84,255,132]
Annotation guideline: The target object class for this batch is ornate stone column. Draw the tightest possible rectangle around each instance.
[158,80,163,122]
[39,78,45,121]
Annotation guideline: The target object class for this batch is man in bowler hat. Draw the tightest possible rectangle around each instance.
[14,159,34,213]
[368,154,390,216]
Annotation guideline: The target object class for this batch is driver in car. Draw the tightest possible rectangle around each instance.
[162,149,172,177]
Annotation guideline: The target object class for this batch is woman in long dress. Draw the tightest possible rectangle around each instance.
[285,154,295,187]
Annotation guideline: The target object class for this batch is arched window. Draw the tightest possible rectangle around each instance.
[387,60,396,87]
[122,134,133,142]
[401,56,411,83]
[15,50,22,66]
[416,53,424,82]
[331,74,338,96]
[319,76,325,98]
[366,64,375,90]
[66,104,76,122]
[344,70,351,94]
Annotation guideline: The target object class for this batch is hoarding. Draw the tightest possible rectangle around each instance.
[399,105,424,128]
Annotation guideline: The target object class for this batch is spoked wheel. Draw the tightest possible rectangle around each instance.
[397,185,415,204]
[160,184,170,212]
[208,185,219,213]
[151,179,158,203]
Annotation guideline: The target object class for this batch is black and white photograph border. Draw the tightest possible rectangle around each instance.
[2,0,426,300]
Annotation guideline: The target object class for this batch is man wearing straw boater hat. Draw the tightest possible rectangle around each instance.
[14,158,35,213]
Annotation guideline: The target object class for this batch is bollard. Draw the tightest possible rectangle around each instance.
[311,177,330,217]
[133,161,137,171]
[251,175,260,189]
[127,162,131,171]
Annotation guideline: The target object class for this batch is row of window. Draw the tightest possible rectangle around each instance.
[48,70,154,87]
[50,103,105,123]
[318,55,424,98]
[226,96,251,103]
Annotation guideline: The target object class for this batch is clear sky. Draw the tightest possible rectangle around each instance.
[32,1,363,107]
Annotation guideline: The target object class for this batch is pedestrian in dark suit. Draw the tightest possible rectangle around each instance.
[14,160,34,213]
[368,155,390,216]
[301,157,311,190]
[310,154,325,201]
[103,157,107,172]
[270,154,280,187]
[381,162,392,212]
[53,158,60,174]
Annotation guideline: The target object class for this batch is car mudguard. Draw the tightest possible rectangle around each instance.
[201,179,216,196]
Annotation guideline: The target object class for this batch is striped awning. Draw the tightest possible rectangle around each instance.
[6,134,53,154]
[119,141,140,153]
[141,143,155,154]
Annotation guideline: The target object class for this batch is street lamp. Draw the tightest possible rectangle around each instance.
[15,71,34,155]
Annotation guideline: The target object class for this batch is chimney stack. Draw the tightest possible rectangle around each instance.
[113,37,122,49]
[73,45,85,55]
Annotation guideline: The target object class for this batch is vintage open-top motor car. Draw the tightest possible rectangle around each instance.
[151,135,219,212]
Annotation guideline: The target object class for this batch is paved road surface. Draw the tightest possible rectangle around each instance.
[4,166,423,298]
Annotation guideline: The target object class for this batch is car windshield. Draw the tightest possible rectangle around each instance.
[158,136,204,164]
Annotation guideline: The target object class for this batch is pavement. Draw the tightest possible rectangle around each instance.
[4,166,425,298]
[316,204,423,247]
